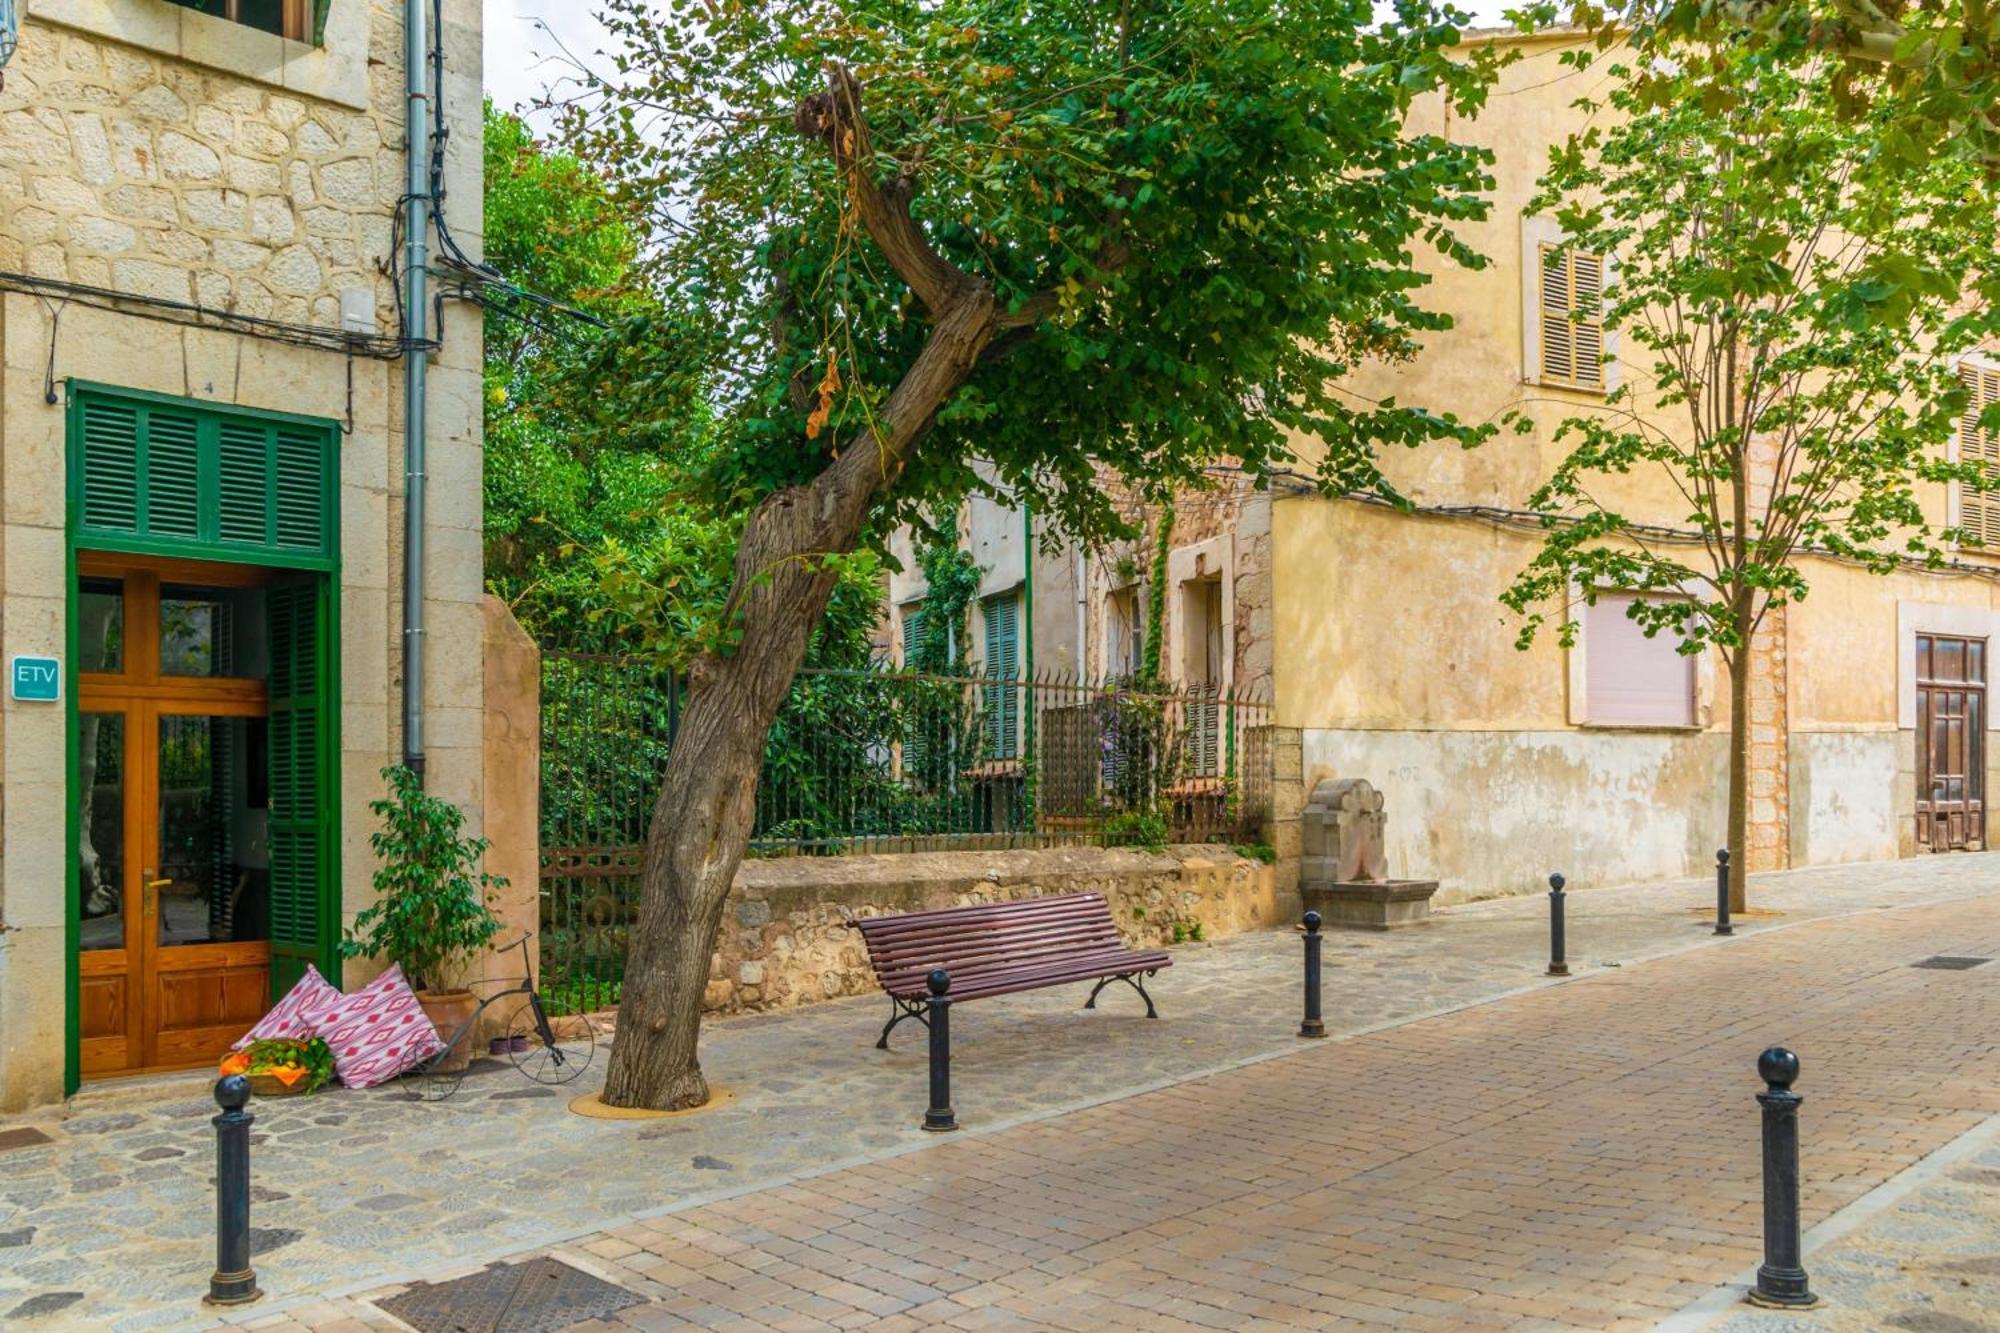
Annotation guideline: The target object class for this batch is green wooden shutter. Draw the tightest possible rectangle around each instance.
[70,384,334,566]
[267,578,332,997]
[983,595,1020,759]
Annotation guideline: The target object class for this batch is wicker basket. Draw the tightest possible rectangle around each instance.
[245,1071,309,1098]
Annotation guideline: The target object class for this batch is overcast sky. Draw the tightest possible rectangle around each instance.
[482,1,1519,124]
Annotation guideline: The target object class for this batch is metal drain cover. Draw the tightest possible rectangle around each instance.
[1912,956,1993,971]
[376,1256,644,1332]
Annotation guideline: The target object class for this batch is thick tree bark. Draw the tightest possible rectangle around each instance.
[599,64,1017,1110]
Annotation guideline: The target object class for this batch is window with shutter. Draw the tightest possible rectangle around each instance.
[982,594,1021,759]
[69,384,334,567]
[265,578,334,998]
[1537,242,1607,391]
[1582,594,1697,727]
[1959,361,2000,548]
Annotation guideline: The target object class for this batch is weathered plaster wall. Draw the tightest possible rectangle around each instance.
[700,846,1277,1016]
[0,0,487,1108]
[1300,726,1728,902]
[1789,731,1904,868]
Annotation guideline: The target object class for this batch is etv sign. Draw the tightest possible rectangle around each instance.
[10,655,60,702]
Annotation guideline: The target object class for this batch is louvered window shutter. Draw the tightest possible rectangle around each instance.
[1960,362,2000,547]
[266,579,328,999]
[71,386,333,563]
[1539,243,1606,391]
[903,608,926,666]
[983,596,1020,759]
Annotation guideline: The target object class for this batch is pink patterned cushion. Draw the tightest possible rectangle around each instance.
[233,965,341,1050]
[314,964,444,1089]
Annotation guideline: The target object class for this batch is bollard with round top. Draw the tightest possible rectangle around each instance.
[922,968,957,1133]
[1749,1046,1817,1308]
[1299,911,1327,1039]
[205,1075,262,1307]
[1715,847,1734,936]
[1546,873,1569,976]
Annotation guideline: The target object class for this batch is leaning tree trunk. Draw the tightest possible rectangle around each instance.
[601,294,1000,1110]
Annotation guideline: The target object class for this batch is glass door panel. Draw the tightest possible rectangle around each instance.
[151,708,273,1069]
[156,714,270,947]
[78,713,128,951]
[78,579,124,674]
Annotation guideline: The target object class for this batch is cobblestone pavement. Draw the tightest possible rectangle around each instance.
[1,853,1995,1329]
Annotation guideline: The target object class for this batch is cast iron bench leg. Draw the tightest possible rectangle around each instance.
[876,996,930,1050]
[1084,972,1160,1019]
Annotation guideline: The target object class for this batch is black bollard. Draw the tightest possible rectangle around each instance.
[206,1075,262,1307]
[1299,911,1327,1039]
[1546,873,1570,976]
[1715,847,1734,936]
[923,968,957,1133]
[1750,1047,1817,1308]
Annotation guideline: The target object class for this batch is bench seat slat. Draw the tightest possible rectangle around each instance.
[883,950,1170,1000]
[863,922,1128,968]
[874,941,1162,988]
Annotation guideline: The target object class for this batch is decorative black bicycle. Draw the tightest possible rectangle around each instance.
[401,934,597,1102]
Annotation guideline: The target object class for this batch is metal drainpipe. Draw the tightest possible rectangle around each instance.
[401,0,430,779]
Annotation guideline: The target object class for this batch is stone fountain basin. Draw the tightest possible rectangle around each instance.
[1301,879,1440,930]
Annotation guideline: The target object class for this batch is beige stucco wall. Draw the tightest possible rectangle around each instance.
[1273,489,2000,897]
[0,0,488,1110]
[1259,28,2000,897]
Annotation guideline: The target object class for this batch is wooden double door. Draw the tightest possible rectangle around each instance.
[77,555,277,1076]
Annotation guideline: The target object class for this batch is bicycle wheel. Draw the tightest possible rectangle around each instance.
[399,1048,466,1102]
[507,993,597,1086]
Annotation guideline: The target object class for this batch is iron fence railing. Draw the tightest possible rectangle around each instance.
[537,657,1272,1011]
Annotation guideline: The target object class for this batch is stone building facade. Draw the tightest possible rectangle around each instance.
[0,0,502,1110]
[891,28,2000,904]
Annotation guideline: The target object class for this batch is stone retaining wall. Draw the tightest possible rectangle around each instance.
[700,846,1279,1015]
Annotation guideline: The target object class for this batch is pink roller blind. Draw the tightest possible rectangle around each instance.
[1585,594,1695,726]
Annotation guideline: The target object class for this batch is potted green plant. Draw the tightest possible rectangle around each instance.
[340,765,504,1072]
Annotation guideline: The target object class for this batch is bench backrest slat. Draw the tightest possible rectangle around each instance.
[856,893,1131,988]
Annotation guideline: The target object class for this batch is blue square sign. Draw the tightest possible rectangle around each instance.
[10,656,61,702]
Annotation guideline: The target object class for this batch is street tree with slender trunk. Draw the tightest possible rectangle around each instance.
[1501,40,1998,911]
[552,0,1511,1109]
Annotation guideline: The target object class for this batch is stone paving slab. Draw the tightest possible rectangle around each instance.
[1,852,1995,1329]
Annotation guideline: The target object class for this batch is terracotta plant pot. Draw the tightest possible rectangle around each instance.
[416,989,479,1073]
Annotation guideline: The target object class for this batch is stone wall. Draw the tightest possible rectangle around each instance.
[698,846,1279,1016]
[0,0,487,1107]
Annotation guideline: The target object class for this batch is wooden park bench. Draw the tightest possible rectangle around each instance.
[854,893,1171,1049]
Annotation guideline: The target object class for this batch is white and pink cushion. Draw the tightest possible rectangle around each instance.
[232,965,341,1050]
[315,964,444,1089]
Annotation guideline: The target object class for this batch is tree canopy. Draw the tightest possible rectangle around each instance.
[557,0,1510,556]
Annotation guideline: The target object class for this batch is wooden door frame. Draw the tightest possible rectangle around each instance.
[63,382,343,1095]
[74,556,276,1078]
